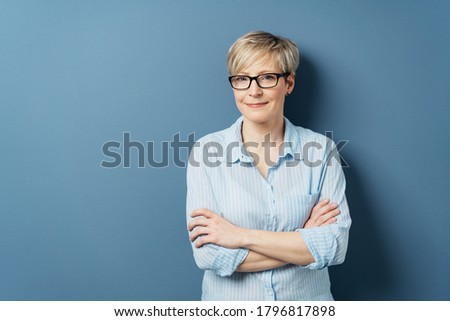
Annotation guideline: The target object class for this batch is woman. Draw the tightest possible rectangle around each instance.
[186,31,351,300]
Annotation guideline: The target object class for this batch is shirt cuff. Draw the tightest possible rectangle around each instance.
[298,227,337,270]
[211,247,249,277]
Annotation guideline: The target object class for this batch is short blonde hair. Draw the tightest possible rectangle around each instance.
[227,31,300,76]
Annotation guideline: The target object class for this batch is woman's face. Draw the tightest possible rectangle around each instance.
[232,56,294,127]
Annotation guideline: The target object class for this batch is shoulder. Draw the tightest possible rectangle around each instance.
[286,119,336,161]
[286,118,331,147]
[194,128,229,146]
[296,126,329,145]
[188,119,239,165]
[190,128,230,162]
[192,117,241,150]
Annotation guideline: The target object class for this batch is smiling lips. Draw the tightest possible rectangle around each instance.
[245,102,268,108]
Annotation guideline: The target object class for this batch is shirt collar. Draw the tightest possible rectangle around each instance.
[224,116,252,164]
[281,117,303,161]
[224,116,303,164]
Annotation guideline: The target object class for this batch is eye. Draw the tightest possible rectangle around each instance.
[260,74,277,81]
[233,76,249,82]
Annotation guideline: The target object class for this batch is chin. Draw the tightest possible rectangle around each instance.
[239,107,280,125]
[241,112,272,125]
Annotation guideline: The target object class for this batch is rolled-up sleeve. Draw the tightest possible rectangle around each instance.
[297,138,351,270]
[186,142,248,277]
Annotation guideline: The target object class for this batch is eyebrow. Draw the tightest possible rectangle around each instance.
[235,71,279,76]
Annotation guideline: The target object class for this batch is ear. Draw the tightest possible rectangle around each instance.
[286,73,295,93]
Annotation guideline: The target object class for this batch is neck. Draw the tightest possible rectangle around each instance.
[241,116,285,145]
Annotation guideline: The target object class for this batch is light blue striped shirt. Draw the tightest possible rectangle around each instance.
[186,116,351,300]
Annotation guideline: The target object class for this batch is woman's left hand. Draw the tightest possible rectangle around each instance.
[303,198,340,229]
[188,208,245,248]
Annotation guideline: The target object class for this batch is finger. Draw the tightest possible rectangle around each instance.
[326,202,339,211]
[191,208,215,218]
[195,235,211,248]
[310,199,331,217]
[187,218,209,231]
[316,198,330,208]
[317,209,340,225]
[189,227,208,242]
[319,208,340,221]
[313,202,338,218]
[311,199,330,214]
[320,202,338,214]
[320,216,338,226]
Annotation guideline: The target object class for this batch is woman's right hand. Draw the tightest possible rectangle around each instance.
[303,199,340,229]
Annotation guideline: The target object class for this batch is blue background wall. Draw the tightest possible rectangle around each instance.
[1,0,449,300]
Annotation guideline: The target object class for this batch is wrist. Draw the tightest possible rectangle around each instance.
[238,228,255,249]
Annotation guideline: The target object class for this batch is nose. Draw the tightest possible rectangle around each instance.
[248,79,263,97]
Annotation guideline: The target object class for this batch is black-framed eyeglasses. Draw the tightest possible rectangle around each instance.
[228,72,290,90]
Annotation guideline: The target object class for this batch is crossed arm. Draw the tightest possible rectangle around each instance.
[187,199,340,272]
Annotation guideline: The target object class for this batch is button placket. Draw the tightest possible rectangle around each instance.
[264,168,277,299]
